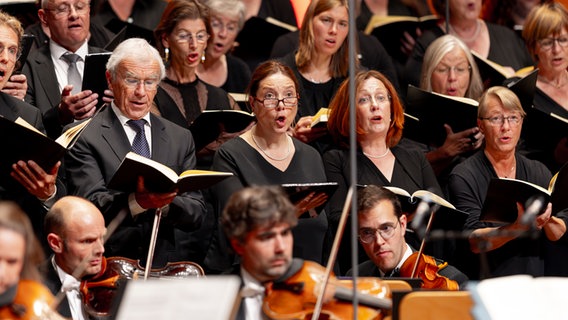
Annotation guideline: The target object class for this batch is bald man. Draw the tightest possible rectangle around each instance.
[42,196,106,319]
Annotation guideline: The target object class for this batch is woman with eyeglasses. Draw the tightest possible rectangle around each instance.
[204,60,330,274]
[405,0,534,88]
[323,70,443,275]
[196,0,251,94]
[521,2,568,172]
[448,86,567,278]
[153,0,247,168]
[413,35,484,189]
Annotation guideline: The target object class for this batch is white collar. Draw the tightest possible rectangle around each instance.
[50,39,89,62]
[111,102,152,127]
[240,267,265,298]
[52,256,80,292]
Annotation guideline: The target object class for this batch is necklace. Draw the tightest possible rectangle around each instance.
[363,148,390,159]
[449,19,481,43]
[538,75,568,89]
[505,166,515,178]
[501,166,516,178]
[251,132,291,161]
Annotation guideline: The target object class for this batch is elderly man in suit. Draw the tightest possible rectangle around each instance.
[65,38,206,268]
[43,196,106,320]
[0,10,61,249]
[22,0,106,138]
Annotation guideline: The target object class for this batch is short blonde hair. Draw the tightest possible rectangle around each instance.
[523,2,568,61]
[478,86,526,118]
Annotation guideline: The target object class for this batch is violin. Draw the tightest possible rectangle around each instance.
[399,252,459,290]
[0,280,64,320]
[263,260,391,320]
[80,256,205,318]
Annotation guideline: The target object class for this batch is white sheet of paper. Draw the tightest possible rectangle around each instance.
[115,276,241,320]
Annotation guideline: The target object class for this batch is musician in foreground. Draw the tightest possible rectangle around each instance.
[0,201,62,319]
[43,196,106,319]
[349,185,468,289]
[221,185,298,320]
[222,185,391,320]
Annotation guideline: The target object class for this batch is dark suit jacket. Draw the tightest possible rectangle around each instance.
[22,43,106,138]
[64,106,206,267]
[40,259,72,318]
[0,92,59,253]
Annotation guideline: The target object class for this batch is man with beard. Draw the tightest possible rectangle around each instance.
[221,185,298,320]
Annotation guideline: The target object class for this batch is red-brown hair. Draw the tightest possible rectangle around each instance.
[327,70,404,148]
[245,60,299,108]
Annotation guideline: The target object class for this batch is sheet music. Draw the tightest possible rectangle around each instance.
[116,276,241,320]
[469,275,568,320]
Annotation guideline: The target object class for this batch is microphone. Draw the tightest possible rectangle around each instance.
[411,196,435,231]
[520,195,546,226]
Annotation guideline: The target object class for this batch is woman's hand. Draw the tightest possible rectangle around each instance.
[292,116,328,143]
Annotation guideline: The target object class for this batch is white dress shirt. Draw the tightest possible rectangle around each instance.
[240,268,265,320]
[53,257,87,320]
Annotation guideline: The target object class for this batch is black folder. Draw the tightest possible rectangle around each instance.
[82,52,112,108]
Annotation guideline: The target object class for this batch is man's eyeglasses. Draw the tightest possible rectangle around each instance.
[122,77,159,90]
[0,44,20,61]
[254,96,298,108]
[538,36,568,50]
[358,221,399,244]
[174,31,209,44]
[479,114,523,126]
[46,1,90,17]
[433,64,471,75]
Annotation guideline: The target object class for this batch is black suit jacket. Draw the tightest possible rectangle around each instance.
[22,43,106,138]
[0,92,61,252]
[40,259,72,318]
[64,106,206,267]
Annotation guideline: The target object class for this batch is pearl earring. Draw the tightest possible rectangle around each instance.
[164,48,169,62]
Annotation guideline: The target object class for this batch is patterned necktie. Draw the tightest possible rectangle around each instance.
[61,52,82,95]
[127,119,151,158]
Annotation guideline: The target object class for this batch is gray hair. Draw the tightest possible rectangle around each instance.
[420,35,484,100]
[204,0,246,30]
[106,38,165,80]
